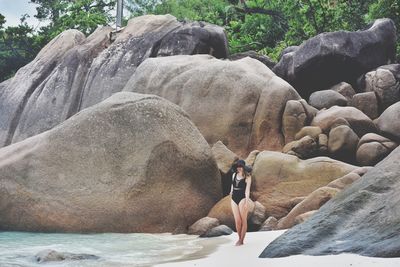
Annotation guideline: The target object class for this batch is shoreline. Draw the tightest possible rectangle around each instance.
[155,230,400,267]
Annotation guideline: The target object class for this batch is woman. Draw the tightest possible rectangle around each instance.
[230,159,252,246]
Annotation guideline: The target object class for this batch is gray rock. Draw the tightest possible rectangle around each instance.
[309,90,348,109]
[364,65,400,111]
[260,145,400,258]
[35,249,99,263]
[0,29,86,147]
[188,217,220,235]
[356,133,397,166]
[273,19,396,98]
[311,106,377,137]
[200,225,233,238]
[229,50,276,69]
[0,15,229,148]
[279,46,299,58]
[0,92,221,233]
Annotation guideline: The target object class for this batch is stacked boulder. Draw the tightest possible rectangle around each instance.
[0,14,229,148]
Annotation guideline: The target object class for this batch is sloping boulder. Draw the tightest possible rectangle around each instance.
[0,29,86,147]
[124,55,300,156]
[0,92,221,233]
[276,186,340,229]
[0,14,229,148]
[273,19,396,98]
[252,151,357,219]
[260,145,400,258]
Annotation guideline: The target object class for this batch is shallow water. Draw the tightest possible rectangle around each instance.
[0,231,208,267]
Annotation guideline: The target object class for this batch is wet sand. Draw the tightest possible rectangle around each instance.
[155,230,400,267]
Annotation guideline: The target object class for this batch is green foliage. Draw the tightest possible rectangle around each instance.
[31,0,116,40]
[0,14,42,82]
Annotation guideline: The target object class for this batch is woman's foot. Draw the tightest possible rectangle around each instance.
[235,240,244,246]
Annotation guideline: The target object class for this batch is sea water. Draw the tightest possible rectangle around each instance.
[0,231,205,267]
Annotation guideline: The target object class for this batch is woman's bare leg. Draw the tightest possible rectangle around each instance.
[238,199,249,245]
[231,200,242,245]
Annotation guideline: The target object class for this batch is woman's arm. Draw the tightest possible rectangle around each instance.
[245,174,252,201]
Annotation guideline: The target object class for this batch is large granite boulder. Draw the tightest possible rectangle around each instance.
[0,14,229,148]
[0,29,86,147]
[273,19,396,98]
[124,55,300,156]
[252,151,357,219]
[260,145,400,258]
[0,92,221,233]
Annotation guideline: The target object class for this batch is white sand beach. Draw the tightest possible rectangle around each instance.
[156,230,400,267]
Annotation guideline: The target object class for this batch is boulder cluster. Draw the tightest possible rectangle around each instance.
[0,14,400,258]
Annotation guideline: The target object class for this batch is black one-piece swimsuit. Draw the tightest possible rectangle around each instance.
[232,173,246,205]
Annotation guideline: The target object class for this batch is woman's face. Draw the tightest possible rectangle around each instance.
[237,166,243,172]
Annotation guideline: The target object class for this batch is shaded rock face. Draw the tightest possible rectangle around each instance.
[124,55,300,156]
[308,90,348,110]
[0,14,229,148]
[273,19,396,98]
[356,133,398,166]
[260,145,400,258]
[0,92,221,233]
